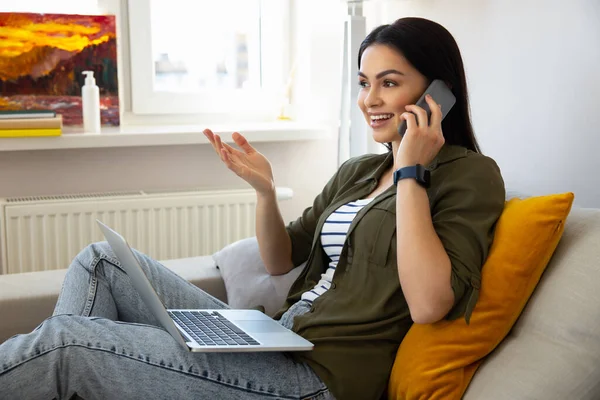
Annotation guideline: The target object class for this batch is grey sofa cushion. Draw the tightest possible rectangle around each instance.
[505,189,531,200]
[212,237,305,317]
[464,207,600,400]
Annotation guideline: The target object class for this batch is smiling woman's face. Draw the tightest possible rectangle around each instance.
[357,44,429,144]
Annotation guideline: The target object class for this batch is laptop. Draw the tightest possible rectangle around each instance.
[96,220,314,353]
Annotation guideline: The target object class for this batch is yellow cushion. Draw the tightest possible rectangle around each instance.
[388,192,575,400]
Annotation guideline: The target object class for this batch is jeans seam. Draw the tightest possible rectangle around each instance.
[1,341,327,400]
[81,250,127,317]
[53,279,67,314]
[81,256,100,317]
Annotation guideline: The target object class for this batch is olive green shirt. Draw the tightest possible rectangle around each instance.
[274,145,505,400]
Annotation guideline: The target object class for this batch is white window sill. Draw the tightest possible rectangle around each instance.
[0,121,332,152]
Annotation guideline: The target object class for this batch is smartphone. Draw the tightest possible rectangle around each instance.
[397,79,456,136]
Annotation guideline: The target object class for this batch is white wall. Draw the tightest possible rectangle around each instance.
[365,0,600,207]
[0,138,337,224]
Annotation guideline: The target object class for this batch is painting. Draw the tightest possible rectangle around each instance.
[0,13,119,126]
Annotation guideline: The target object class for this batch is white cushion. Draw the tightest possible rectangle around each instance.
[212,237,305,317]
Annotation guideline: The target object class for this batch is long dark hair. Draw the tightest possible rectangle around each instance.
[358,17,481,153]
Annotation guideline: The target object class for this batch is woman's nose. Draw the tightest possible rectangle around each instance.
[363,88,382,108]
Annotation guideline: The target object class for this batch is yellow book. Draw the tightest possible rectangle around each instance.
[0,128,62,138]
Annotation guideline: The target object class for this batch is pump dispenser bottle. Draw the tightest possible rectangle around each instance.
[82,71,101,133]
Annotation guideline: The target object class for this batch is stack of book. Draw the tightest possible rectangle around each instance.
[0,110,63,137]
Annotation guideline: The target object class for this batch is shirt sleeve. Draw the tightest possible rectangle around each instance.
[285,160,350,267]
[430,155,505,324]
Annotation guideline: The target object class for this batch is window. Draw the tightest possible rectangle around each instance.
[151,0,261,93]
[128,0,291,116]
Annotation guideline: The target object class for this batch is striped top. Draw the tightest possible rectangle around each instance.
[300,198,374,304]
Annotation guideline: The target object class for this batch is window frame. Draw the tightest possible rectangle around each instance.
[127,0,291,116]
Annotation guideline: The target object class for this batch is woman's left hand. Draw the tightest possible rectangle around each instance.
[395,94,445,169]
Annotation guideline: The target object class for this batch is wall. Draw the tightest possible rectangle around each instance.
[0,138,337,225]
[365,0,600,207]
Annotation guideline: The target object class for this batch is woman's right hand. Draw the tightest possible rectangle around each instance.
[203,129,275,196]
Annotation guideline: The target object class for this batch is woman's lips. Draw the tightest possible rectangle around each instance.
[370,116,394,129]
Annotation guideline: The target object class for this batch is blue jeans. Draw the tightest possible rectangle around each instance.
[0,242,333,400]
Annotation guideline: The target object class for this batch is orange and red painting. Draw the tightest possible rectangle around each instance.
[0,13,119,126]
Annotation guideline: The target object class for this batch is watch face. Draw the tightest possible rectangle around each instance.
[421,168,431,188]
[416,165,431,188]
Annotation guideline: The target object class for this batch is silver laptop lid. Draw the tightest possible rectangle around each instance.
[96,220,188,348]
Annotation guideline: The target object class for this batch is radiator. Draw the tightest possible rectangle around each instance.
[0,187,293,274]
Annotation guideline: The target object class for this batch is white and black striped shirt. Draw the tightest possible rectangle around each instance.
[300,198,374,304]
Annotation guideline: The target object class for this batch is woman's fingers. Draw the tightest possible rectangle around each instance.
[232,132,256,155]
[221,145,245,167]
[203,128,217,147]
[214,134,227,162]
[425,94,443,129]
[221,148,247,179]
[221,148,238,175]
[402,112,417,133]
[404,105,428,127]
[204,129,257,172]
[204,128,231,159]
[203,128,214,143]
[203,128,224,158]
[222,142,245,159]
[204,129,254,157]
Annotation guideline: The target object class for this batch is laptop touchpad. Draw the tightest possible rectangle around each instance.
[235,320,290,333]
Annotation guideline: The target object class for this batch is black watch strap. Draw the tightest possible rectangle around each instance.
[393,164,431,188]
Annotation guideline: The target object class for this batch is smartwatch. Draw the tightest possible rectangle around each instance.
[393,164,431,188]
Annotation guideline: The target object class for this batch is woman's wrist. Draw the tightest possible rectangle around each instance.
[395,176,425,193]
[256,186,277,202]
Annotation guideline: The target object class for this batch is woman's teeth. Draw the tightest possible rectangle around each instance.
[371,114,394,121]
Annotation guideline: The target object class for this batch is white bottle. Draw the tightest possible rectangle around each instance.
[82,71,101,133]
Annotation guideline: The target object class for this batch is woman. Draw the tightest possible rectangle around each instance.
[0,17,504,400]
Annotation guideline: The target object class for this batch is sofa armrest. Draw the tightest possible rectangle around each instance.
[0,269,67,343]
[0,255,226,344]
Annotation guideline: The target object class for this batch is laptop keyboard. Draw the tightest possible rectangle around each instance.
[168,310,260,346]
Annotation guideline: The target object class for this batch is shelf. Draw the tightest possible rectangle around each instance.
[0,121,332,152]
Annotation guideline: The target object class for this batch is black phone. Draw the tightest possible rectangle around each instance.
[397,79,456,136]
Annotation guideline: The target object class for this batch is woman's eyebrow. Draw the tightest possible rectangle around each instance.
[358,69,405,80]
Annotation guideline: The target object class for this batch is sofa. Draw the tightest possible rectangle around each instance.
[1,204,599,399]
